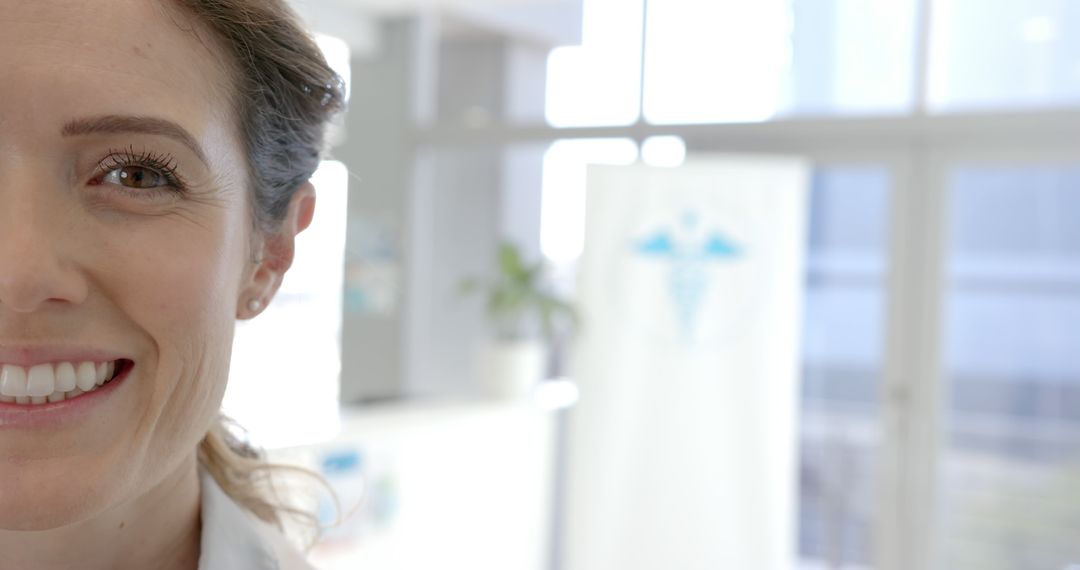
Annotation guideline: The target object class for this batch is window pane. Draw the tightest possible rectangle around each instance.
[545,0,644,127]
[791,0,918,116]
[540,139,639,264]
[929,0,1080,111]
[940,165,1080,569]
[799,167,890,568]
[643,0,918,124]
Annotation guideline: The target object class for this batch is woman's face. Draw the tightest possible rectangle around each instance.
[0,0,268,528]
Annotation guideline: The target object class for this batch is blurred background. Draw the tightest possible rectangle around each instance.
[223,0,1080,569]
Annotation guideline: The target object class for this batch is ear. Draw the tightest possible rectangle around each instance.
[237,182,316,319]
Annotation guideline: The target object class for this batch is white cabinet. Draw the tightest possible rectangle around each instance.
[296,403,556,570]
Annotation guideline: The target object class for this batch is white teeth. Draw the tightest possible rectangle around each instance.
[56,362,77,392]
[0,361,124,406]
[76,362,97,391]
[95,362,108,386]
[26,364,55,397]
[1,365,28,397]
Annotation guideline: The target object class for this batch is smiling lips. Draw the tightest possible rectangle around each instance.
[0,361,126,405]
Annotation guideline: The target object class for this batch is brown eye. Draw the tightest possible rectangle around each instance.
[102,165,168,189]
[92,149,186,195]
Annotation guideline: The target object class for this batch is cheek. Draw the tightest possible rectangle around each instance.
[92,214,249,453]
[105,219,241,342]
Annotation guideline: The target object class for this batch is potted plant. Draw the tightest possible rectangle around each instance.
[460,242,580,400]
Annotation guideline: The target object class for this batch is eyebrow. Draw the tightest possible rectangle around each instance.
[61,115,208,165]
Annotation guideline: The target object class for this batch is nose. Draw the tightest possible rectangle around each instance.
[0,179,89,313]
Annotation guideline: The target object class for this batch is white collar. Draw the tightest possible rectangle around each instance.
[197,469,280,570]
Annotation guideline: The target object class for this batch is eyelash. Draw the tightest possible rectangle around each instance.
[94,146,188,194]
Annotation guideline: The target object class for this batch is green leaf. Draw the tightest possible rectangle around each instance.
[459,240,583,341]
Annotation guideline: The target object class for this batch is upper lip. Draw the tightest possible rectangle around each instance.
[0,346,130,367]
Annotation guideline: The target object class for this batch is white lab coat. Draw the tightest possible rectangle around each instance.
[198,470,316,570]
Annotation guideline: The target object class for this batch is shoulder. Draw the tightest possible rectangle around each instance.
[198,469,318,570]
[260,524,319,570]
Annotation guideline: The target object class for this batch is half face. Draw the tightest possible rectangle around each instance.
[0,0,254,529]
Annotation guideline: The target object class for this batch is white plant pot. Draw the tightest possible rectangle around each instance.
[475,340,546,400]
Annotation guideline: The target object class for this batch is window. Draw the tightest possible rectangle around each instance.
[928,0,1080,111]
[540,139,639,264]
[800,167,891,567]
[545,0,644,127]
[940,164,1080,569]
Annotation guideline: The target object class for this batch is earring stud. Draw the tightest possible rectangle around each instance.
[247,299,263,313]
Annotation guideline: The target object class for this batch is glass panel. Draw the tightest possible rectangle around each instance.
[799,167,890,568]
[643,0,918,124]
[540,139,639,265]
[928,0,1080,111]
[940,165,1080,570]
[545,0,644,127]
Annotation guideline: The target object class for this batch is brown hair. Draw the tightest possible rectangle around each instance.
[169,0,346,537]
[175,0,347,232]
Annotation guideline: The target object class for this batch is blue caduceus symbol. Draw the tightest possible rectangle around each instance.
[633,211,743,342]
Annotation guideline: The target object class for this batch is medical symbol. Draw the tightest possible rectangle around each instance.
[634,211,743,342]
